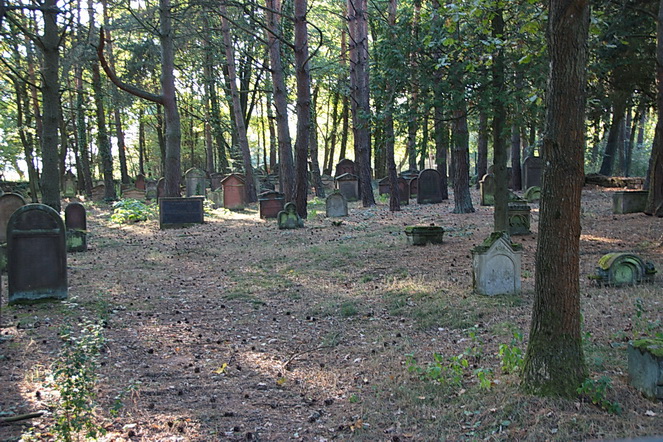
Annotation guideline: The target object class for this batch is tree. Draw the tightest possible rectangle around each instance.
[522,0,590,396]
[646,0,663,216]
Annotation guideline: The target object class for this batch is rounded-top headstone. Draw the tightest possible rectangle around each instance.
[0,193,27,243]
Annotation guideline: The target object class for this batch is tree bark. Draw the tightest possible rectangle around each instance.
[451,105,475,214]
[599,92,628,176]
[266,0,295,200]
[476,109,488,188]
[220,5,257,202]
[75,67,93,197]
[645,0,663,216]
[511,124,522,190]
[92,60,117,200]
[522,0,589,396]
[492,6,508,232]
[310,85,325,198]
[433,90,449,200]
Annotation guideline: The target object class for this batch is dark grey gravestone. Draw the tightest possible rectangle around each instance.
[0,193,26,244]
[334,159,357,177]
[613,190,649,214]
[159,197,204,229]
[145,179,158,200]
[335,173,359,202]
[185,167,208,197]
[397,177,410,205]
[8,204,68,304]
[156,177,166,202]
[326,191,348,217]
[417,169,443,204]
[65,202,87,252]
[409,177,419,199]
[522,155,543,189]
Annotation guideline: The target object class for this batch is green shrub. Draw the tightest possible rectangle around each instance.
[110,199,155,224]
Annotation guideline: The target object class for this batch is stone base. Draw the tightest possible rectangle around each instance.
[66,230,87,252]
[613,190,648,214]
[404,226,445,246]
[628,340,663,401]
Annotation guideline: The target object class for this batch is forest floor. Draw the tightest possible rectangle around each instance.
[1,185,663,441]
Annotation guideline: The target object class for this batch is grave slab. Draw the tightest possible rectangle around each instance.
[628,340,663,401]
[159,197,204,229]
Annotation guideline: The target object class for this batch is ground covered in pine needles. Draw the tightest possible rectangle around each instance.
[1,185,663,441]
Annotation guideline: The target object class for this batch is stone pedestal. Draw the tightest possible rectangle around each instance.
[259,191,285,219]
[508,202,531,236]
[628,340,663,401]
[472,232,522,296]
[613,190,649,214]
[404,225,445,245]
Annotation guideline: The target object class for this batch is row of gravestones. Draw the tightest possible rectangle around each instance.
[0,194,90,305]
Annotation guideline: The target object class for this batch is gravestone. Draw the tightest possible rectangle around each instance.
[472,232,522,296]
[524,186,541,203]
[335,173,359,202]
[404,225,445,245]
[135,174,146,190]
[278,202,304,229]
[320,175,335,193]
[479,173,496,206]
[122,188,145,200]
[156,178,166,201]
[7,204,68,304]
[259,190,285,219]
[613,190,649,214]
[378,177,391,195]
[207,189,223,209]
[334,158,357,177]
[63,171,77,197]
[209,173,225,192]
[221,174,246,210]
[417,169,443,204]
[326,191,348,217]
[185,167,207,197]
[591,253,656,286]
[0,193,27,243]
[522,155,543,189]
[508,202,531,236]
[159,197,204,229]
[65,202,87,252]
[146,179,159,200]
[628,339,663,401]
[397,177,410,205]
[91,184,106,201]
[408,177,419,199]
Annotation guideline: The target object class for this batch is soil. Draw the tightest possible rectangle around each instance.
[1,186,663,441]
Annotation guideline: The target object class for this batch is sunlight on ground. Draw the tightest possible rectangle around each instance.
[581,234,623,245]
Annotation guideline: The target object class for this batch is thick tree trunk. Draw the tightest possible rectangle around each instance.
[138,107,146,175]
[324,90,340,175]
[492,7,508,232]
[310,85,325,198]
[11,76,40,202]
[92,60,117,200]
[348,0,375,206]
[451,105,474,214]
[476,110,488,188]
[646,0,663,216]
[522,0,589,396]
[75,69,93,196]
[599,92,628,176]
[220,6,257,202]
[293,0,312,216]
[433,92,449,200]
[39,0,62,211]
[266,0,295,200]
[511,124,522,190]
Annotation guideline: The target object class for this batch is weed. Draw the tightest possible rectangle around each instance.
[498,330,524,374]
[48,320,106,440]
[339,301,359,317]
[577,376,622,415]
[110,379,142,417]
[110,199,155,224]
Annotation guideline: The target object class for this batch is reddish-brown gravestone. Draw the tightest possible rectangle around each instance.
[259,190,285,219]
[7,204,68,304]
[0,193,26,244]
[221,174,247,210]
[65,202,87,252]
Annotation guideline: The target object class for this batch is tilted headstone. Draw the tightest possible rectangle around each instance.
[7,204,68,304]
[278,202,304,229]
[472,232,522,296]
[522,155,543,189]
[628,339,663,401]
[334,159,357,177]
[0,193,27,243]
[404,225,445,245]
[524,186,541,203]
[508,202,531,236]
[135,174,147,190]
[159,197,204,229]
[335,173,359,202]
[220,174,246,210]
[613,190,649,214]
[65,202,87,252]
[479,173,496,206]
[326,191,348,217]
[590,253,656,286]
[185,167,208,197]
[259,190,285,219]
[417,169,444,204]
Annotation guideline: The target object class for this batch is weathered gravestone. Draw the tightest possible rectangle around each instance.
[508,202,531,236]
[221,174,246,210]
[335,158,357,177]
[7,204,68,304]
[326,191,348,217]
[404,225,445,245]
[378,177,391,195]
[398,177,410,205]
[209,173,225,192]
[522,155,543,189]
[524,186,541,203]
[159,197,204,229]
[335,173,359,202]
[91,183,106,201]
[146,179,159,200]
[408,177,419,199]
[0,193,26,272]
[63,171,77,197]
[613,190,649,214]
[185,167,207,197]
[207,188,223,209]
[278,202,304,229]
[65,202,87,252]
[628,339,663,401]
[590,253,656,286]
[156,177,166,201]
[417,169,444,204]
[135,174,146,190]
[479,173,496,206]
[259,190,285,219]
[472,232,522,296]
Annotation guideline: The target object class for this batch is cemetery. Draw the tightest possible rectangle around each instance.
[0,185,662,440]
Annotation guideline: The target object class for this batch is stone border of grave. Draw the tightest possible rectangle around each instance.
[628,339,663,401]
[159,197,205,229]
[404,225,445,245]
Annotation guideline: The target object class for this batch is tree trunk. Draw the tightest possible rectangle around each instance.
[348,0,375,206]
[310,85,325,198]
[138,107,146,175]
[476,109,488,188]
[522,0,589,396]
[451,105,474,214]
[645,0,663,216]
[11,76,40,202]
[92,60,117,200]
[266,0,295,200]
[511,124,522,190]
[220,5,257,202]
[599,92,628,176]
[75,68,93,197]
[433,89,449,200]
[492,6,508,232]
[324,89,340,175]
[39,0,62,211]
